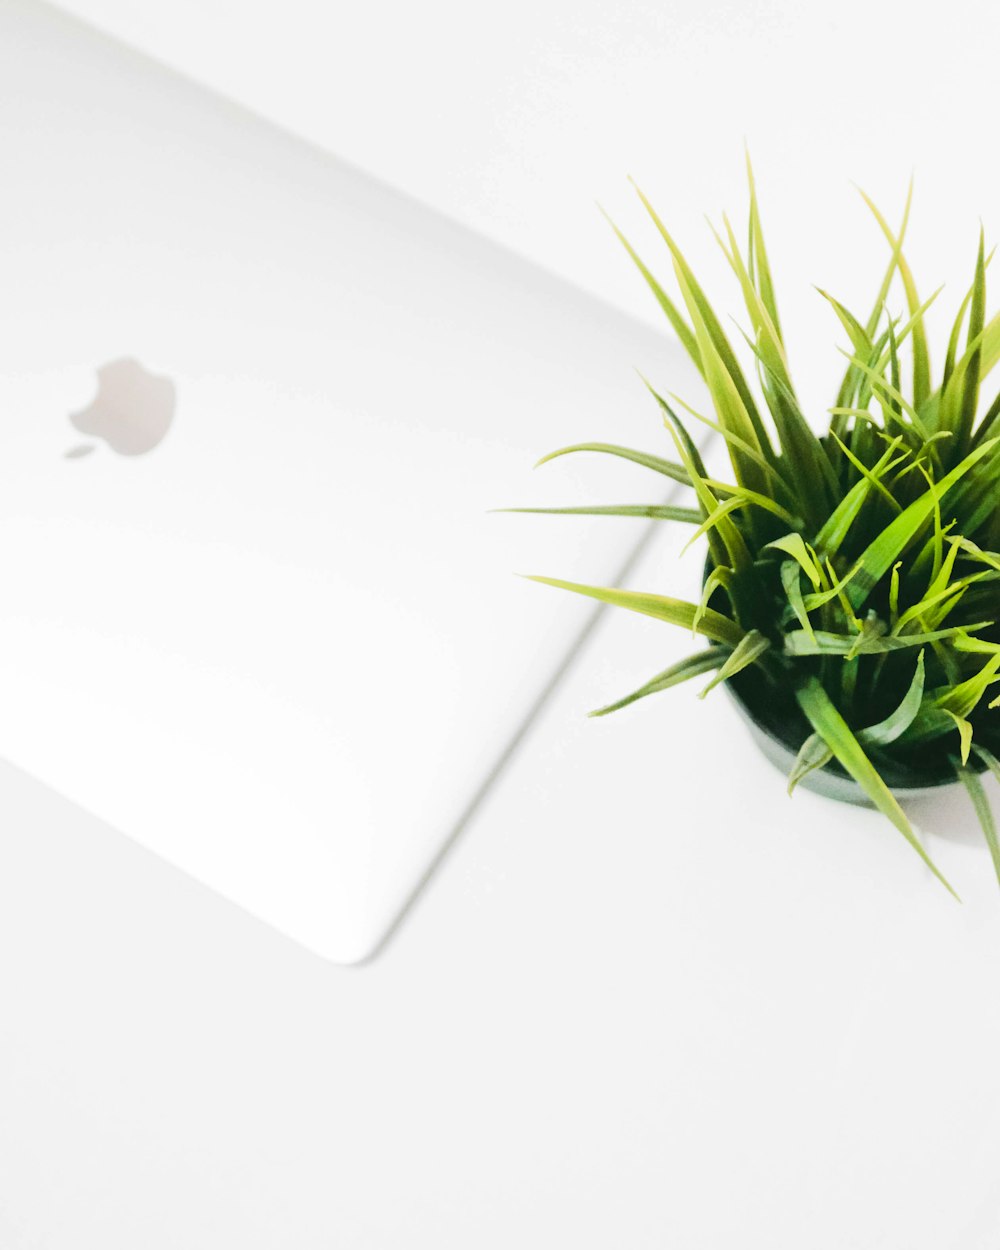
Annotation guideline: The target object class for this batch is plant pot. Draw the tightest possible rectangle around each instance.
[723,670,970,807]
[699,549,982,806]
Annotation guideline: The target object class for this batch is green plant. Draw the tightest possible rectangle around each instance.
[509,157,1000,896]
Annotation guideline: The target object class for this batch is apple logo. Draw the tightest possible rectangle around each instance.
[67,357,175,458]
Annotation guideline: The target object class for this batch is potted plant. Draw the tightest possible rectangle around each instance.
[508,156,1000,897]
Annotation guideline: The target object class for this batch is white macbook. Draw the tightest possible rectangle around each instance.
[0,0,695,961]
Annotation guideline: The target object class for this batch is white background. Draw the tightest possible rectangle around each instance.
[45,0,1000,419]
[6,1,1000,1245]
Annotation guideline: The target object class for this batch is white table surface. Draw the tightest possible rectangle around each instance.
[4,508,1000,1248]
[45,0,1000,366]
[6,4,1000,1245]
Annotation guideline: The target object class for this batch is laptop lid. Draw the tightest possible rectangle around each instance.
[0,0,694,961]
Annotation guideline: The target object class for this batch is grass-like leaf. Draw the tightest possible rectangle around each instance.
[784,623,991,656]
[856,185,932,409]
[745,149,784,344]
[787,733,834,794]
[500,505,701,522]
[523,575,746,647]
[600,209,702,371]
[535,442,690,485]
[589,649,723,717]
[796,678,957,897]
[856,652,926,745]
[956,760,1000,888]
[699,629,770,698]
